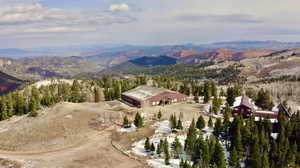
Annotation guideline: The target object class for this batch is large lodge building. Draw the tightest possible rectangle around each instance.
[121,85,187,108]
[233,96,291,121]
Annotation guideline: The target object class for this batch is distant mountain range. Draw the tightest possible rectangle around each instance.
[0,71,24,95]
[0,41,299,80]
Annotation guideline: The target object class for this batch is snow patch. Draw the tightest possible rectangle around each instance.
[271,133,278,140]
[211,114,224,118]
[153,120,171,134]
[147,159,180,168]
[118,124,137,133]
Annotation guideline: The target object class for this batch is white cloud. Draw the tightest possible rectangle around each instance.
[109,3,130,12]
[0,3,136,35]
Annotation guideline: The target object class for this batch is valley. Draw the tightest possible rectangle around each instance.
[0,42,300,168]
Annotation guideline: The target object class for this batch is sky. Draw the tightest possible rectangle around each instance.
[0,0,299,48]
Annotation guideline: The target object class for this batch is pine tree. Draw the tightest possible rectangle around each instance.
[70,80,81,103]
[229,147,240,168]
[213,118,223,138]
[213,140,226,168]
[0,101,9,120]
[134,112,143,128]
[208,117,213,128]
[172,137,182,158]
[226,87,238,106]
[123,116,130,128]
[144,137,151,152]
[156,143,161,155]
[29,98,38,117]
[150,143,155,152]
[222,106,231,141]
[196,115,205,130]
[212,97,221,114]
[246,137,261,168]
[255,89,274,110]
[169,114,177,130]
[164,138,170,165]
[16,93,25,115]
[185,119,197,155]
[177,119,183,130]
[261,152,270,168]
[6,95,14,117]
[203,81,212,103]
[192,137,209,168]
[157,110,162,120]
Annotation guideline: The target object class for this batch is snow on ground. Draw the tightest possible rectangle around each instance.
[254,117,278,123]
[118,124,137,133]
[131,120,225,168]
[147,159,180,168]
[202,127,213,139]
[203,105,211,113]
[211,114,224,118]
[271,133,278,140]
[153,120,171,134]
[33,79,74,88]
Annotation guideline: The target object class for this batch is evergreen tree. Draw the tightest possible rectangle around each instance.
[212,140,227,168]
[196,115,205,130]
[122,116,130,128]
[208,117,213,128]
[177,119,183,130]
[150,143,155,152]
[203,81,212,103]
[211,81,218,98]
[0,101,9,120]
[70,80,81,103]
[226,87,238,106]
[213,118,223,138]
[246,137,261,168]
[16,93,25,115]
[212,97,221,114]
[185,120,197,155]
[222,106,231,141]
[29,97,38,117]
[192,137,209,168]
[6,95,14,117]
[220,88,225,97]
[229,147,240,168]
[255,89,274,110]
[172,137,182,158]
[261,152,270,168]
[156,143,161,155]
[157,110,162,120]
[144,137,151,152]
[164,138,170,165]
[134,112,143,128]
[230,120,243,156]
[169,114,177,130]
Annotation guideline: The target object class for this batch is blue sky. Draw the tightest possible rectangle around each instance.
[0,0,299,48]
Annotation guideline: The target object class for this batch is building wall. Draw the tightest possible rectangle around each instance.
[121,95,142,108]
[233,105,253,118]
[121,92,187,108]
[146,92,187,107]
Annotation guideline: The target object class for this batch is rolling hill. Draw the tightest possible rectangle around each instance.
[0,71,24,95]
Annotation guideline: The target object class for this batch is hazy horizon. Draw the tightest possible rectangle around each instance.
[0,0,299,48]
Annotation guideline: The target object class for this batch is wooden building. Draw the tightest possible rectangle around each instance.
[233,96,291,120]
[121,85,187,108]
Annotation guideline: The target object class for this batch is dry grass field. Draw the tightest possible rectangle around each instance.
[0,100,205,168]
